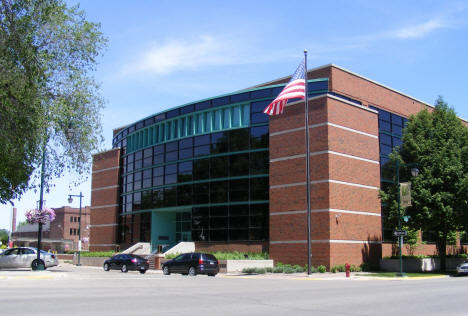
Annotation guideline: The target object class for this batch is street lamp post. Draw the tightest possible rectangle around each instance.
[395,160,419,277]
[68,192,84,266]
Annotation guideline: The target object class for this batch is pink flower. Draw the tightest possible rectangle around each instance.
[25,208,56,225]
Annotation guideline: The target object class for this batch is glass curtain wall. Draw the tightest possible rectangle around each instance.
[113,79,329,245]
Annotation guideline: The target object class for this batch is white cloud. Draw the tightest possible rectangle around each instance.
[123,36,233,76]
[390,18,449,39]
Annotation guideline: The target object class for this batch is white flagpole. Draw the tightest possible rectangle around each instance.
[304,49,312,275]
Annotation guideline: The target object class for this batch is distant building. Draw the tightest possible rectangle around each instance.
[11,206,90,252]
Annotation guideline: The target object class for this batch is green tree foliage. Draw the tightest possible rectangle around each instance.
[0,0,107,203]
[381,97,468,271]
[0,229,8,245]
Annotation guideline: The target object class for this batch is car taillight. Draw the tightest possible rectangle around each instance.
[131,258,137,263]
[51,254,55,259]
[199,258,204,265]
[146,260,149,264]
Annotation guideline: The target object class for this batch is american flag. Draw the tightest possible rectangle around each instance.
[263,60,306,115]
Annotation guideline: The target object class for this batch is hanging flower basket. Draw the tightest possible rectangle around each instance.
[25,208,56,225]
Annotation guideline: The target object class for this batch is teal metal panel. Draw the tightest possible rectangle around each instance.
[126,102,252,154]
[150,208,191,252]
[151,211,176,252]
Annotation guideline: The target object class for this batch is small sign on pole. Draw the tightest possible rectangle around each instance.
[400,182,412,207]
[393,230,408,237]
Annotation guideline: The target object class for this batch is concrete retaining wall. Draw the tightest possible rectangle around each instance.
[72,256,107,267]
[222,260,274,273]
[380,258,465,272]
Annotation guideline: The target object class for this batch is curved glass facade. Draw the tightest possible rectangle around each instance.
[112,79,328,249]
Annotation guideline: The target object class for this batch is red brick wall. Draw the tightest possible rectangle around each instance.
[90,148,121,251]
[269,94,382,269]
[195,242,268,253]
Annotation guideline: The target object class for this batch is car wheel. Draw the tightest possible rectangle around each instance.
[31,259,45,271]
[139,270,146,274]
[103,263,110,271]
[163,266,170,275]
[188,266,197,276]
[121,264,128,273]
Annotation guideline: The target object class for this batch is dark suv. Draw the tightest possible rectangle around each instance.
[162,253,219,276]
[103,254,149,274]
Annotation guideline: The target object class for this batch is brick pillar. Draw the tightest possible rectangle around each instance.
[89,148,121,252]
[268,95,381,269]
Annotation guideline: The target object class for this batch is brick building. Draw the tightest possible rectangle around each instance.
[12,206,91,252]
[90,64,468,268]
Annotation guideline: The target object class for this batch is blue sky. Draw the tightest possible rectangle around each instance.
[1,0,468,231]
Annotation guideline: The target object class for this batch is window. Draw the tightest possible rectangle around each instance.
[229,129,249,151]
[211,132,228,154]
[251,100,270,114]
[210,156,228,178]
[178,161,193,182]
[250,151,268,175]
[230,153,249,177]
[250,177,269,200]
[70,216,73,223]
[193,183,209,204]
[193,159,209,180]
[210,181,228,203]
[70,228,73,235]
[177,185,192,206]
[250,126,268,149]
[229,179,249,202]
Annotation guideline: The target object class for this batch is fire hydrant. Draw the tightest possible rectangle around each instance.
[345,263,350,278]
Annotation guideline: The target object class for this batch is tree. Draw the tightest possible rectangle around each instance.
[382,97,468,271]
[0,229,8,246]
[0,0,106,204]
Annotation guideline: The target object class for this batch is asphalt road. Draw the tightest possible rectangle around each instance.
[0,265,467,316]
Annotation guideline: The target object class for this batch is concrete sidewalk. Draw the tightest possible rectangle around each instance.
[222,271,449,280]
[0,263,448,280]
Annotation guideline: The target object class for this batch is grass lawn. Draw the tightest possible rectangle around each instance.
[357,272,451,278]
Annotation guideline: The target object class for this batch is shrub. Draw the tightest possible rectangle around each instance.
[254,268,266,274]
[273,266,284,273]
[242,267,256,274]
[350,265,361,272]
[284,267,295,274]
[304,265,317,273]
[80,251,115,257]
[266,267,273,273]
[293,265,304,273]
[317,265,326,273]
[360,263,370,272]
[331,266,337,273]
[209,251,269,260]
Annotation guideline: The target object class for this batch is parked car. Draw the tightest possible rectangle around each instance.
[103,254,149,274]
[162,253,219,276]
[0,247,59,269]
[456,260,468,275]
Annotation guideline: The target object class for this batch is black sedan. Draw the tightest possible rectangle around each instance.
[162,253,219,276]
[103,254,149,274]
